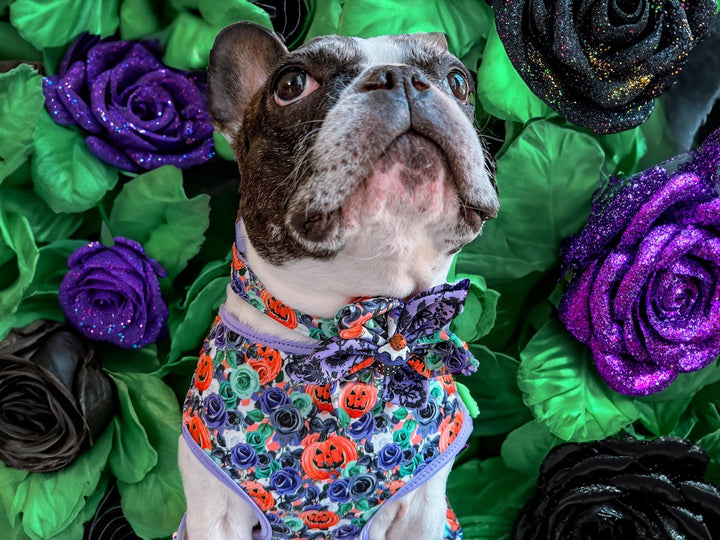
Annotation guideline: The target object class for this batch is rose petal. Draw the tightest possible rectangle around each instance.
[86,41,142,83]
[594,348,676,395]
[58,33,102,76]
[86,135,139,171]
[676,198,720,227]
[617,174,706,249]
[90,71,160,151]
[42,74,76,125]
[559,260,598,343]
[126,136,216,170]
[0,355,88,472]
[54,60,102,134]
[589,251,629,351]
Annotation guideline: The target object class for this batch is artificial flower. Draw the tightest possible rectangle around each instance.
[43,33,214,172]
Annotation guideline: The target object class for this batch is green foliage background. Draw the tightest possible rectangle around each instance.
[0,0,719,538]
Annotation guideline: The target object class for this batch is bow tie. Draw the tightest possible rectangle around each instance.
[230,237,477,408]
[285,280,478,408]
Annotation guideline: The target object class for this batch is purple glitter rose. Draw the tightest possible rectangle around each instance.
[43,34,214,172]
[559,129,720,395]
[59,237,168,349]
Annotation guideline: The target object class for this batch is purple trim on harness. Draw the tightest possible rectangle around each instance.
[175,512,186,539]
[218,304,318,355]
[182,427,273,540]
[359,400,474,540]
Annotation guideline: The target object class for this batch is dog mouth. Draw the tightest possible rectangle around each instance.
[290,130,489,243]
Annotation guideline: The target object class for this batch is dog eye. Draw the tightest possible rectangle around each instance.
[274,69,319,106]
[446,70,469,101]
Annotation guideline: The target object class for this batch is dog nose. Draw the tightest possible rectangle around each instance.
[360,66,431,96]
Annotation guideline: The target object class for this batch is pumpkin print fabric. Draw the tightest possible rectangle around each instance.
[182,312,470,539]
[181,239,474,539]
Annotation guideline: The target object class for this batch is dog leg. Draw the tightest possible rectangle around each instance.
[179,437,259,540]
[369,462,452,540]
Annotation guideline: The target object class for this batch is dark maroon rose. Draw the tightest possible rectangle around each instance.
[0,320,115,473]
[513,437,720,539]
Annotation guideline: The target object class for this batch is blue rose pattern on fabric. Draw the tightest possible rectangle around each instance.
[183,315,468,538]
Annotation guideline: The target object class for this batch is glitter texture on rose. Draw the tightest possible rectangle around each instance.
[42,33,214,172]
[559,128,720,395]
[59,237,168,349]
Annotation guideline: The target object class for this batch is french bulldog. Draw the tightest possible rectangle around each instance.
[178,22,499,540]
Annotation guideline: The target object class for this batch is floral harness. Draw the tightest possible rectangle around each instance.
[180,232,477,539]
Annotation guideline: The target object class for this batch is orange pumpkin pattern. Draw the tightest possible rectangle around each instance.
[184,313,470,539]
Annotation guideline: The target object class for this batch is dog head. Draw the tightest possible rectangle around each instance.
[208,23,498,309]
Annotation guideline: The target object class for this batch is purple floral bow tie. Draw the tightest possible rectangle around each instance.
[286,280,478,408]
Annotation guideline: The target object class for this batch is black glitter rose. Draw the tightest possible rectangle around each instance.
[494,0,716,133]
[0,321,115,473]
[513,436,720,539]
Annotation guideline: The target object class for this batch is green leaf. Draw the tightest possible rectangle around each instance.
[9,0,119,50]
[0,64,43,184]
[19,426,113,540]
[456,120,606,283]
[0,21,42,61]
[633,359,720,436]
[304,0,343,39]
[31,110,119,213]
[119,0,161,40]
[447,457,535,540]
[459,345,531,437]
[0,239,86,340]
[100,343,162,374]
[197,0,271,29]
[637,98,679,171]
[167,255,230,335]
[48,473,109,540]
[595,126,647,177]
[691,379,720,434]
[0,462,29,528]
[518,319,639,442]
[0,506,25,540]
[107,372,159,485]
[113,372,185,538]
[213,130,235,161]
[0,208,38,338]
[476,23,555,123]
[635,400,694,437]
[108,165,210,281]
[163,4,271,72]
[697,426,720,485]
[167,273,229,366]
[500,419,561,476]
[0,186,83,243]
[162,11,218,70]
[337,0,494,59]
[448,258,499,343]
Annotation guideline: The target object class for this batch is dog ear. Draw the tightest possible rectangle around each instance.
[412,32,448,51]
[208,22,288,140]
